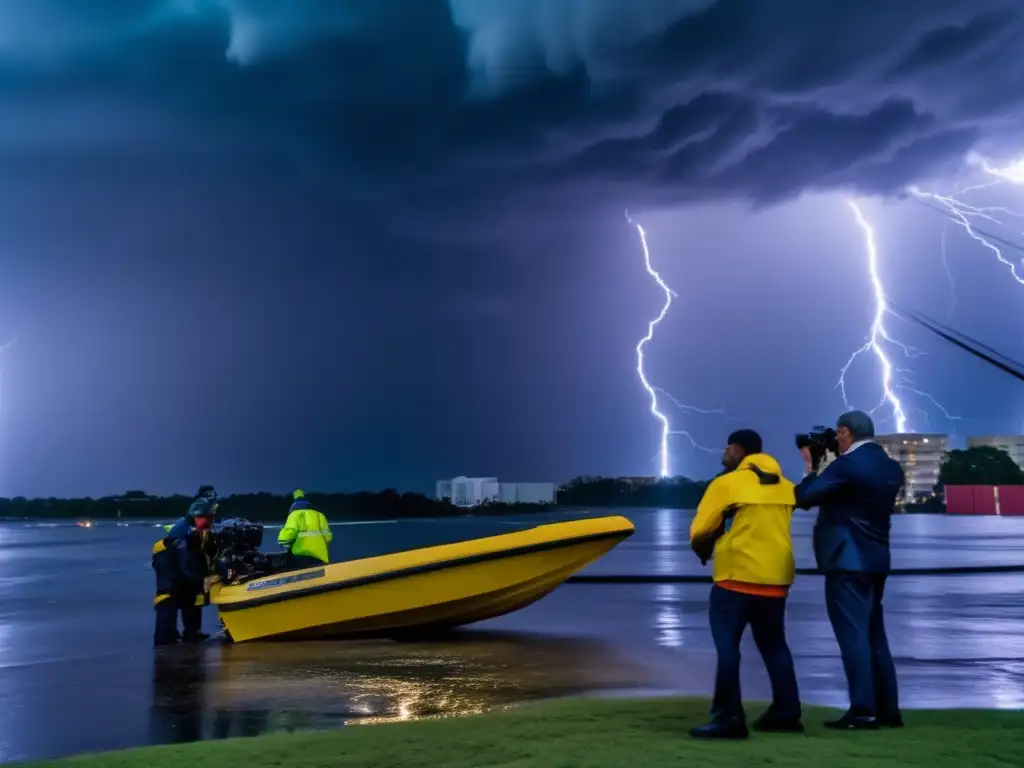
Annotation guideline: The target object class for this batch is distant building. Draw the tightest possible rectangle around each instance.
[874,433,948,502]
[966,436,1024,471]
[618,476,659,486]
[436,476,556,508]
[111,491,158,503]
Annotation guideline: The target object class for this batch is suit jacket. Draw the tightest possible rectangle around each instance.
[794,442,904,573]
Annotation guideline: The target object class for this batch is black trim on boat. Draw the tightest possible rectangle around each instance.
[217,528,633,612]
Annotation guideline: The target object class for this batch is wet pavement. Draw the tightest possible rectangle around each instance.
[1,510,1023,762]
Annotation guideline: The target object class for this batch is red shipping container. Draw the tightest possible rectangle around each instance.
[944,485,974,514]
[945,485,993,514]
[996,486,1024,516]
[945,485,1024,515]
[972,485,998,515]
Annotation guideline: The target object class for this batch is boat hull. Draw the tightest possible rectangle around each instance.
[212,515,633,642]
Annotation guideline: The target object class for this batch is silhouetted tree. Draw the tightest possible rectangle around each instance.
[939,446,1024,487]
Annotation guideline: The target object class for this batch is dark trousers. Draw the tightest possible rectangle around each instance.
[708,585,801,724]
[154,588,203,646]
[286,553,324,570]
[824,572,900,718]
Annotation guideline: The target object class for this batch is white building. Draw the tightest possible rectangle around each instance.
[966,436,1024,471]
[874,433,948,502]
[436,476,556,508]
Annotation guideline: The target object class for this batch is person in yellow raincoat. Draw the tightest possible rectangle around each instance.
[278,489,332,569]
[688,430,802,740]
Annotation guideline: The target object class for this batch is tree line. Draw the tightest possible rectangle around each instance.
[0,489,554,522]
[0,476,710,520]
[1,448,1018,520]
[557,475,708,508]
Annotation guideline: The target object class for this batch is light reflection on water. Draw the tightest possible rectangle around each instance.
[653,584,684,649]
[653,508,685,649]
[151,630,657,742]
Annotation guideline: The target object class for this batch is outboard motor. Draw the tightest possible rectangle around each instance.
[211,518,275,584]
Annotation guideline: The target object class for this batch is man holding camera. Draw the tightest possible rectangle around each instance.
[689,429,802,740]
[795,411,904,730]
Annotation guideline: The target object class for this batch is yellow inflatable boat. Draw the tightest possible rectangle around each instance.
[211,515,634,643]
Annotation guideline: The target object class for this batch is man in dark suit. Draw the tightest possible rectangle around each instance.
[794,410,904,730]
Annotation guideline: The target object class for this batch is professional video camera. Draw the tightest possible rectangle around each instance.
[794,426,840,473]
[210,517,277,584]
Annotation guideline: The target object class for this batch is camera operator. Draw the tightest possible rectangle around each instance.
[794,411,904,730]
[152,485,219,646]
[688,430,802,740]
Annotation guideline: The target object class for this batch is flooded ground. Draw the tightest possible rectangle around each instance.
[1,509,1023,762]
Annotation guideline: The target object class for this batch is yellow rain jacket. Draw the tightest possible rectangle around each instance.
[278,490,333,564]
[689,453,796,595]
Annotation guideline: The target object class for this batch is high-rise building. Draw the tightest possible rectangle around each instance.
[436,476,556,507]
[966,436,1024,471]
[874,433,948,502]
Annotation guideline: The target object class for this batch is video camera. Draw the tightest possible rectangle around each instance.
[210,518,277,584]
[795,426,840,473]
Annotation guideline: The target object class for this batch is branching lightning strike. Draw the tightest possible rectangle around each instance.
[908,185,1024,286]
[839,200,912,432]
[627,212,719,478]
[907,151,1024,291]
[839,202,960,434]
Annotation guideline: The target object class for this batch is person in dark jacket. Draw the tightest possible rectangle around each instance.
[152,486,219,646]
[794,411,904,730]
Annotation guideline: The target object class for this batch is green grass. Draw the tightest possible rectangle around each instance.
[42,697,1024,768]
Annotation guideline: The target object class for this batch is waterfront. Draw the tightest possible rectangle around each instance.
[1,509,1023,761]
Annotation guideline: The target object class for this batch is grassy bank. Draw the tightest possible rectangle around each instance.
[44,697,1024,768]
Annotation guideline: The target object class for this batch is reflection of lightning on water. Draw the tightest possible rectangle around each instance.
[626,212,720,477]
[839,202,959,434]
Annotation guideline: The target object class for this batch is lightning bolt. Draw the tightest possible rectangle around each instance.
[840,202,961,434]
[963,153,1024,190]
[654,387,728,417]
[908,185,1024,286]
[905,151,1024,294]
[939,225,956,317]
[839,200,911,433]
[836,203,968,442]
[629,213,675,478]
[627,213,718,477]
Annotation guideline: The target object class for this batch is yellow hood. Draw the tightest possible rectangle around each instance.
[721,453,796,507]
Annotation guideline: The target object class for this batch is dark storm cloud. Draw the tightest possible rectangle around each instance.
[2,0,1023,223]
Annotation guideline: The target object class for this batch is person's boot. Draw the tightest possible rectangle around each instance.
[690,718,749,739]
[824,711,879,730]
[753,712,804,733]
[878,712,904,728]
[182,631,210,643]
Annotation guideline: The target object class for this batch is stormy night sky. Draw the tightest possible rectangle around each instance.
[2,0,1024,498]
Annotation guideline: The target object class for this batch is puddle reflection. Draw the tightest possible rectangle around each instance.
[149,630,654,744]
[653,584,684,649]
